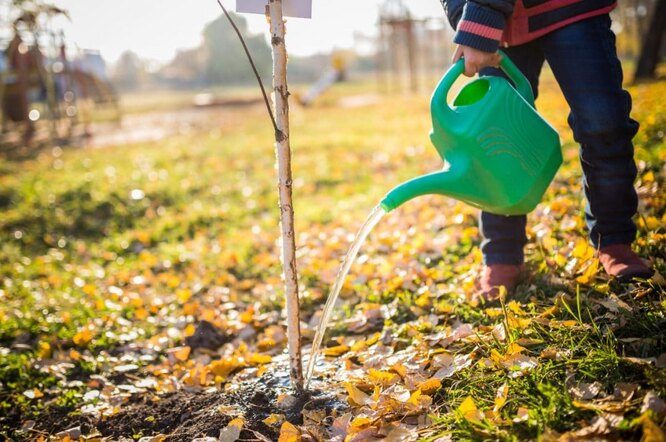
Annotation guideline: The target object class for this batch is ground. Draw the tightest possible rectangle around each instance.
[0,73,664,441]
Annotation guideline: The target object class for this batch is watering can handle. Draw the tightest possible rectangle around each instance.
[432,50,535,112]
[498,51,535,106]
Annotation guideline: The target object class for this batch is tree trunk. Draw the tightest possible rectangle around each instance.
[267,0,304,393]
[635,0,666,80]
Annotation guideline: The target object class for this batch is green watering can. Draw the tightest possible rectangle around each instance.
[380,52,562,215]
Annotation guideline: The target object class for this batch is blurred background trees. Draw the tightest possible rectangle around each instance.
[2,0,664,94]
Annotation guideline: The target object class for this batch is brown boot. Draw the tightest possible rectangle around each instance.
[477,264,524,301]
[599,244,653,283]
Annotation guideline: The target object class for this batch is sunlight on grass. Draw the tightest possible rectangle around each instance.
[0,75,664,440]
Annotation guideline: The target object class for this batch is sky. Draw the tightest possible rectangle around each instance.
[49,0,446,64]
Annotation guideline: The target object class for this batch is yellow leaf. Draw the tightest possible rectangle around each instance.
[200,308,216,323]
[256,365,268,377]
[176,288,192,303]
[554,253,567,267]
[37,342,51,359]
[572,239,594,261]
[494,383,509,412]
[322,345,349,357]
[507,301,527,315]
[69,349,81,361]
[170,346,191,362]
[228,417,244,429]
[577,259,600,284]
[248,353,272,365]
[344,382,372,406]
[415,292,431,308]
[165,274,180,288]
[638,413,665,442]
[209,358,243,379]
[458,396,484,423]
[184,323,196,337]
[240,306,254,324]
[182,301,199,316]
[506,342,527,356]
[278,422,301,442]
[365,332,381,347]
[390,363,407,378]
[73,328,93,346]
[368,369,398,386]
[263,414,285,426]
[350,416,372,429]
[407,389,422,406]
[83,283,96,296]
[418,378,442,395]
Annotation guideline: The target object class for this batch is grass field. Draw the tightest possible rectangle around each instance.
[0,73,664,441]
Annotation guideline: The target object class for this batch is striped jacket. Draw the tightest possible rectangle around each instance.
[441,0,617,52]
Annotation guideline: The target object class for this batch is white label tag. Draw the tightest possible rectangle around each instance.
[236,0,312,18]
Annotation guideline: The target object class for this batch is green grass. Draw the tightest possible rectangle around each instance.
[0,74,664,440]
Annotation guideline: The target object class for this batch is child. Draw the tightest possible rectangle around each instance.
[439,0,654,298]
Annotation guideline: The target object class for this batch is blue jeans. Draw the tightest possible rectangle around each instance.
[479,14,639,265]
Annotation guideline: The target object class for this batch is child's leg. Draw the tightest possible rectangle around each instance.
[541,15,639,249]
[478,42,545,265]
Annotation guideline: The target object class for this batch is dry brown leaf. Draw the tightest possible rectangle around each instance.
[569,382,603,400]
[218,418,244,442]
[641,391,666,417]
[512,407,530,423]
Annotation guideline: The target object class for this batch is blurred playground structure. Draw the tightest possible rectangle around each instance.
[0,0,119,149]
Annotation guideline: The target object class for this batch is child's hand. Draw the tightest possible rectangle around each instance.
[452,45,502,77]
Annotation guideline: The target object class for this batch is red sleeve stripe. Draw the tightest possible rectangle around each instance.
[457,20,504,41]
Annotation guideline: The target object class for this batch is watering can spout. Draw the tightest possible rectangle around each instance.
[380,165,472,213]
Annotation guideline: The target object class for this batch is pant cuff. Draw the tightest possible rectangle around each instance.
[483,252,525,266]
[591,232,637,249]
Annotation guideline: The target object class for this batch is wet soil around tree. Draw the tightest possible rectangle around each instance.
[14,372,345,441]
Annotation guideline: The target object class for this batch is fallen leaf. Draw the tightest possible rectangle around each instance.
[168,346,191,363]
[513,407,530,423]
[576,258,599,284]
[637,413,666,442]
[344,382,373,406]
[278,421,301,442]
[458,396,484,424]
[73,328,93,346]
[219,417,244,442]
[23,388,44,399]
[641,391,666,417]
[323,344,350,357]
[494,383,509,413]
[263,414,285,426]
[569,382,603,400]
[418,378,442,395]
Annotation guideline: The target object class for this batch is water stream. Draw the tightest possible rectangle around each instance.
[305,205,387,386]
